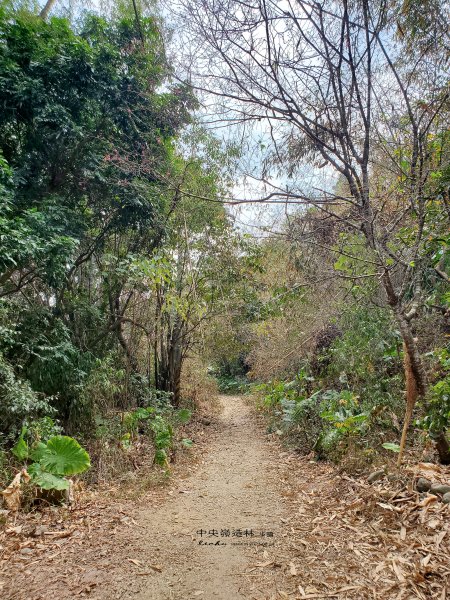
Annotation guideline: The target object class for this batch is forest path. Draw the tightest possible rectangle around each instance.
[5,394,293,600]
[6,395,448,599]
[102,394,286,599]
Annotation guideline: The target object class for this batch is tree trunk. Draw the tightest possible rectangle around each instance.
[381,271,427,466]
[157,320,184,407]
[40,0,57,19]
[116,321,139,373]
[435,431,450,465]
[397,341,418,466]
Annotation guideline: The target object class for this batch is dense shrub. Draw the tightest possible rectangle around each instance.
[0,353,56,442]
[253,306,414,467]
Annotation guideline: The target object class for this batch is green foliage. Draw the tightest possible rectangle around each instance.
[39,436,91,476]
[30,470,70,491]
[173,409,192,425]
[281,393,320,426]
[0,352,56,440]
[382,442,401,453]
[150,415,173,467]
[148,408,192,466]
[320,390,369,434]
[11,427,29,461]
[122,406,155,439]
[325,306,402,406]
[0,7,204,443]
[420,348,450,436]
[0,8,254,496]
[210,348,251,395]
[216,374,249,394]
[11,431,91,492]
[28,416,62,443]
[10,418,61,460]
[255,307,403,459]
[315,428,344,456]
[78,357,127,428]
[95,401,191,471]
[252,289,449,466]
[254,379,299,412]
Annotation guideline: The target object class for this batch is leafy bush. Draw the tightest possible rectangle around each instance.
[420,348,450,438]
[124,406,191,466]
[0,353,56,441]
[94,401,192,473]
[129,374,174,410]
[122,407,156,437]
[11,431,91,491]
[315,428,344,457]
[325,306,403,412]
[21,318,96,425]
[280,390,324,452]
[253,378,299,412]
[150,416,174,466]
[208,355,250,395]
[320,390,369,434]
[216,374,249,394]
[79,356,126,417]
[27,416,62,443]
[256,376,373,461]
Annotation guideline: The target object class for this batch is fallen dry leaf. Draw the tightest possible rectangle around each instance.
[0,469,30,511]
[43,530,74,539]
[418,494,438,507]
[254,560,274,568]
[6,526,23,535]
[421,554,431,567]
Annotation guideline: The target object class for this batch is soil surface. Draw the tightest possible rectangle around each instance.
[2,395,449,600]
[103,394,286,599]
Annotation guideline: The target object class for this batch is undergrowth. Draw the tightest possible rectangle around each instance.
[251,306,442,473]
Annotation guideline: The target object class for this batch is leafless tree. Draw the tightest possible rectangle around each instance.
[172,0,450,462]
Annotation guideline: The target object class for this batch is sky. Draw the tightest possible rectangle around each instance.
[33,0,337,234]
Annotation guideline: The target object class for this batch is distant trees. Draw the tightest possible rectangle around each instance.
[176,0,450,461]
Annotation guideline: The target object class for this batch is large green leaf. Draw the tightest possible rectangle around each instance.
[34,472,70,491]
[40,436,91,476]
[28,463,69,490]
[12,437,28,461]
[11,426,29,461]
[134,407,154,421]
[30,442,48,462]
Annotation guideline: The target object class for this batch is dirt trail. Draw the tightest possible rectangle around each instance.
[3,395,288,600]
[102,394,285,599]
